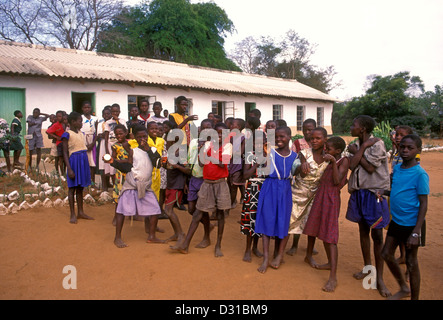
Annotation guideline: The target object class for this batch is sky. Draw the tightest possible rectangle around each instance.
[125,0,443,101]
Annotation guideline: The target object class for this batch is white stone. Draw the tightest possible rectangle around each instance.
[54,186,62,194]
[31,200,42,208]
[84,194,95,204]
[8,202,19,214]
[0,203,8,215]
[42,198,53,208]
[53,198,64,207]
[12,169,21,175]
[39,191,45,198]
[24,194,32,201]
[7,190,20,201]
[41,183,51,191]
[45,189,53,196]
[0,194,6,202]
[63,197,69,206]
[99,191,113,202]
[31,194,39,200]
[19,201,31,210]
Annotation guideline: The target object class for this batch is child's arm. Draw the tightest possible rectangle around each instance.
[62,137,74,179]
[408,195,427,248]
[324,155,350,185]
[348,138,379,173]
[299,153,309,177]
[243,163,257,180]
[104,130,110,154]
[171,163,191,176]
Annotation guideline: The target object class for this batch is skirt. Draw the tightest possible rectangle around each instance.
[240,178,264,237]
[116,189,161,216]
[67,150,91,188]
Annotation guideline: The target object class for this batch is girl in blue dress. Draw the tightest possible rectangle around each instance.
[61,112,93,224]
[255,126,298,273]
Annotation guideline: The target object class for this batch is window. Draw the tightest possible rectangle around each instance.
[317,107,324,127]
[128,95,156,115]
[297,105,305,131]
[273,104,283,120]
[212,100,235,120]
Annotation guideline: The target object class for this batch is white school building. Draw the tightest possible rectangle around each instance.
[0,40,338,150]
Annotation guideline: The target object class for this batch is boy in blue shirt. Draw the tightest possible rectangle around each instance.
[378,134,429,300]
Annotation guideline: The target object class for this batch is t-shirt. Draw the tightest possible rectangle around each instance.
[166,165,186,190]
[104,118,126,141]
[27,115,48,137]
[46,122,65,145]
[202,141,232,180]
[81,115,98,136]
[390,164,429,227]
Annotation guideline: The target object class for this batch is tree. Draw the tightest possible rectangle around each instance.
[97,0,240,71]
[229,30,340,93]
[0,0,124,51]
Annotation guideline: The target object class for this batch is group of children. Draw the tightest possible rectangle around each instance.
[14,97,429,300]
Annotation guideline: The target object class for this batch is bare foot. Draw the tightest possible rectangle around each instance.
[257,259,269,274]
[243,251,252,262]
[114,238,128,248]
[377,280,391,298]
[146,237,165,244]
[353,271,366,280]
[322,279,337,292]
[304,256,319,268]
[252,248,263,258]
[195,238,210,249]
[69,217,78,224]
[286,247,297,256]
[77,212,94,220]
[316,262,331,270]
[387,289,411,300]
[169,244,188,254]
[270,255,284,269]
[214,246,224,257]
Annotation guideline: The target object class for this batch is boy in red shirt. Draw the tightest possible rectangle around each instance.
[46,110,66,175]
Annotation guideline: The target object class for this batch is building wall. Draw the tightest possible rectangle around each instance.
[0,75,333,148]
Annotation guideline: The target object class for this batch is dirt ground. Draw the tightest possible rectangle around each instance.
[0,151,442,301]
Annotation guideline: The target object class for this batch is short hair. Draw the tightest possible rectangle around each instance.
[233,118,246,130]
[111,103,120,110]
[114,124,127,133]
[215,122,228,130]
[303,118,317,127]
[200,118,214,128]
[327,136,346,152]
[401,134,422,149]
[396,125,414,135]
[33,108,40,113]
[312,127,328,138]
[82,101,91,107]
[67,111,82,124]
[247,116,261,130]
[14,110,22,116]
[139,99,149,105]
[153,101,162,108]
[275,126,292,137]
[275,119,287,127]
[175,96,187,105]
[55,110,64,116]
[355,115,376,134]
[163,120,173,129]
[132,124,147,136]
[146,121,158,130]
[249,109,261,118]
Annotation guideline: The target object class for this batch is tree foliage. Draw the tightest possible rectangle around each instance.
[0,0,123,50]
[97,0,240,71]
[229,30,340,93]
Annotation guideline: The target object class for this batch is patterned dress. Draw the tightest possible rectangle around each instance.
[288,148,329,235]
[240,151,268,237]
[112,142,130,204]
[303,157,348,244]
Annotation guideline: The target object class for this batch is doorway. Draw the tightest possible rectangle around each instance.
[71,92,96,115]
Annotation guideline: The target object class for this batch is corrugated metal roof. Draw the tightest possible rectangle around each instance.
[0,40,338,102]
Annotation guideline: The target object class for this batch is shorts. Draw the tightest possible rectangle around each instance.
[187,176,204,202]
[28,136,44,151]
[116,189,161,216]
[56,143,63,157]
[165,189,184,206]
[229,170,246,186]
[346,189,390,229]
[50,143,58,157]
[196,178,231,213]
[387,219,426,247]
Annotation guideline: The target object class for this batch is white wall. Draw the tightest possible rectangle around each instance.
[0,75,333,142]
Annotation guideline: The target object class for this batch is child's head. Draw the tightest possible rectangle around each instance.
[157,122,165,137]
[214,114,222,124]
[102,107,112,121]
[139,99,149,114]
[326,136,346,158]
[275,126,292,149]
[351,115,375,137]
[215,122,228,143]
[163,120,173,134]
[133,124,148,144]
[232,118,245,131]
[56,110,64,123]
[67,111,82,129]
[225,117,234,129]
[248,108,261,119]
[265,120,276,132]
[32,108,41,118]
[175,96,188,113]
[275,119,287,128]
[399,134,422,161]
[111,104,120,120]
[129,105,139,120]
[310,127,328,151]
[246,116,261,131]
[14,110,23,119]
[147,121,158,139]
[114,124,128,143]
[302,119,317,141]
[395,125,413,146]
[49,114,56,123]
[200,119,214,131]
[82,101,92,115]
[207,112,215,121]
[153,102,162,117]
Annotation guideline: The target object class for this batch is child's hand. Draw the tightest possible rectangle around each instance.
[375,189,384,202]
[67,168,75,180]
[323,154,336,163]
[407,233,420,248]
[347,143,358,155]
[362,137,380,149]
[301,162,310,175]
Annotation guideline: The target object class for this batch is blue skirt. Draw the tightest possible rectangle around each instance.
[255,178,292,239]
[67,150,91,188]
[346,189,390,229]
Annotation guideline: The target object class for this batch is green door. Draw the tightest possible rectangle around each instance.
[0,88,26,157]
